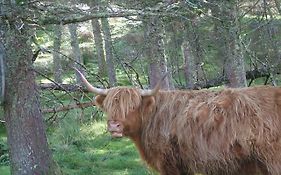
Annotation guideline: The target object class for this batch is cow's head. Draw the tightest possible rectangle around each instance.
[75,68,164,138]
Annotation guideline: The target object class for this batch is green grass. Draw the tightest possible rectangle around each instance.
[49,119,154,175]
[0,118,153,175]
[0,166,10,174]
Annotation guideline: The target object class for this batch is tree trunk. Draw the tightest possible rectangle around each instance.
[101,16,117,86]
[92,19,107,77]
[263,1,280,85]
[53,24,63,83]
[68,23,84,84]
[91,1,107,77]
[210,0,247,88]
[274,0,281,14]
[1,2,58,174]
[225,2,247,87]
[0,43,4,103]
[164,25,183,87]
[183,19,206,88]
[182,41,197,89]
[143,15,172,89]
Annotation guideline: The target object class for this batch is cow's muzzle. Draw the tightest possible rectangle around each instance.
[107,120,123,138]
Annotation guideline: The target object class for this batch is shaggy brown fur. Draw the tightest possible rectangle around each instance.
[95,85,281,175]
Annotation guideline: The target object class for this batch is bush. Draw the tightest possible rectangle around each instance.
[0,139,9,166]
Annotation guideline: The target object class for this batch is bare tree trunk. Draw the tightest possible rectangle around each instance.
[274,0,281,14]
[225,2,247,88]
[164,24,183,87]
[143,15,172,89]
[186,19,205,86]
[68,23,84,84]
[0,43,4,104]
[181,17,205,89]
[210,0,247,88]
[192,21,203,82]
[1,2,59,174]
[182,41,196,89]
[53,24,63,83]
[92,19,107,77]
[101,16,117,86]
[263,0,280,85]
[91,1,107,77]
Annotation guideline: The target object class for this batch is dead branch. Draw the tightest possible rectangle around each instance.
[196,66,280,89]
[43,101,95,113]
[39,83,85,92]
[38,65,280,92]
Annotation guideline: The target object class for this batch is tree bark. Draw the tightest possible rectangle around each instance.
[225,2,247,87]
[182,41,197,89]
[182,18,205,89]
[164,24,183,87]
[91,1,107,77]
[0,43,4,104]
[143,15,172,89]
[92,19,107,77]
[53,24,63,83]
[1,2,58,174]
[274,0,281,14]
[210,0,247,88]
[101,14,117,86]
[68,23,84,84]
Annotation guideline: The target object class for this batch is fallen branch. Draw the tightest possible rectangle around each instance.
[39,83,86,92]
[43,101,95,113]
[197,66,280,89]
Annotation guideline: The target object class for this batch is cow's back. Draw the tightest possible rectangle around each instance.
[175,86,281,174]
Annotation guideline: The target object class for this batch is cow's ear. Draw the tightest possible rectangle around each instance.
[95,95,106,108]
[142,96,156,113]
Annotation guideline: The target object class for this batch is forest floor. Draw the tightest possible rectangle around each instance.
[0,119,154,175]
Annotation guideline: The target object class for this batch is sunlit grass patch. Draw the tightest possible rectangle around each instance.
[0,166,10,175]
[50,120,152,175]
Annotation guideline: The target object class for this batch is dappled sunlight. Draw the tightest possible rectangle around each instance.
[34,54,53,63]
[48,119,151,175]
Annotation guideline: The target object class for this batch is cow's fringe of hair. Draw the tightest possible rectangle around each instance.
[102,87,142,120]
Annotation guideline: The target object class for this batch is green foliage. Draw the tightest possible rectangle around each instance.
[0,138,9,166]
[0,126,9,167]
[15,0,26,5]
[0,166,10,175]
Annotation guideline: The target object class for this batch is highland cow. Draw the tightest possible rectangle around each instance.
[75,69,281,175]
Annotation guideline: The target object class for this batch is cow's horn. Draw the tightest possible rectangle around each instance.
[74,68,108,95]
[140,72,168,96]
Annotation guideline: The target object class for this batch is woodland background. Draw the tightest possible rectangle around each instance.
[0,0,280,174]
